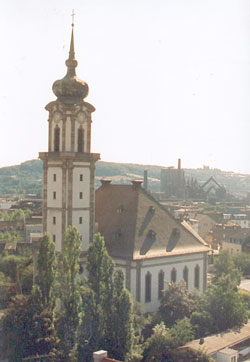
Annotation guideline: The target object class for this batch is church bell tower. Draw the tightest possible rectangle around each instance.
[39,22,100,251]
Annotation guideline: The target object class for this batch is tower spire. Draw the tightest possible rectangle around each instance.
[65,11,77,77]
[69,10,75,60]
[52,11,89,105]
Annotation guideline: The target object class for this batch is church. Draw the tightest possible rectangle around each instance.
[39,23,210,313]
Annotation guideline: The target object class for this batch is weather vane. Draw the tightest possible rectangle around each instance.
[71,9,76,27]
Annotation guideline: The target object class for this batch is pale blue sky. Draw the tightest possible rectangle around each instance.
[0,0,249,173]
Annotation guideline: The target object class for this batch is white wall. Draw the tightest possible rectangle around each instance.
[47,167,63,208]
[72,210,90,251]
[135,253,206,313]
[72,167,90,208]
[216,350,238,362]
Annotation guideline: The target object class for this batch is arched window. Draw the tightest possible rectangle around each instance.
[194,265,200,290]
[158,270,164,299]
[171,268,177,283]
[54,126,60,152]
[145,272,152,303]
[77,127,84,153]
[183,266,189,288]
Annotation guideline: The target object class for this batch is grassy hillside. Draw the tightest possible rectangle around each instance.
[0,159,249,198]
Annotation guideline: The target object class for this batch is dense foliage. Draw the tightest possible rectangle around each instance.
[56,227,82,361]
[2,234,59,361]
[158,281,201,327]
[79,233,134,361]
[2,230,250,361]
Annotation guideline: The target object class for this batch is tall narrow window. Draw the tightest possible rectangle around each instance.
[158,270,164,299]
[183,266,189,288]
[77,127,84,153]
[171,268,177,283]
[79,192,83,199]
[54,126,60,152]
[53,235,56,243]
[53,173,56,181]
[80,174,83,181]
[145,272,151,303]
[53,191,56,200]
[79,217,82,224]
[194,265,200,290]
[53,216,56,225]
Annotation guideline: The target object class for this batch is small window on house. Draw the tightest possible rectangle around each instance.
[194,265,200,290]
[158,270,164,299]
[53,235,56,242]
[53,191,56,200]
[77,128,84,153]
[145,272,151,303]
[80,174,83,181]
[80,235,82,241]
[79,192,83,199]
[183,266,189,288]
[54,127,60,152]
[53,174,56,181]
[53,216,56,225]
[79,217,82,224]
[171,268,177,283]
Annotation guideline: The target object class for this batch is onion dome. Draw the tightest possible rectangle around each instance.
[52,25,89,105]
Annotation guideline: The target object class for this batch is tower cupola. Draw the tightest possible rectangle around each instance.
[52,25,89,105]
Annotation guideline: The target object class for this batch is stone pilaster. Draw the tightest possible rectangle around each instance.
[89,162,95,243]
[67,160,73,226]
[43,160,48,232]
[61,161,67,243]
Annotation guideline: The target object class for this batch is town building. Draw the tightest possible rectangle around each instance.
[181,321,250,361]
[160,159,186,199]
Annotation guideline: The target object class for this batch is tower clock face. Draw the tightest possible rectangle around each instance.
[53,112,62,124]
[76,111,87,124]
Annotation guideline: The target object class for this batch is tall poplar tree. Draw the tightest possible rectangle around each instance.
[56,226,82,361]
[34,233,56,308]
[79,233,134,361]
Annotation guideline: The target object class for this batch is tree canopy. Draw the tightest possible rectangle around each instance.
[158,281,201,327]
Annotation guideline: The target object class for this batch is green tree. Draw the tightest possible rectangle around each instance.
[170,317,194,347]
[191,275,248,336]
[142,322,174,362]
[213,250,241,285]
[79,233,134,361]
[158,281,201,327]
[0,254,32,294]
[233,252,250,276]
[171,348,215,362]
[33,233,56,308]
[2,234,58,361]
[56,226,82,361]
[111,270,134,361]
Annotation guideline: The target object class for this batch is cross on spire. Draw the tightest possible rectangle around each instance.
[71,9,75,27]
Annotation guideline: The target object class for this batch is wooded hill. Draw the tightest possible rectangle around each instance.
[0,159,249,198]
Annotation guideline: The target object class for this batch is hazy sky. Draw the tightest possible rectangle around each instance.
[0,0,249,173]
